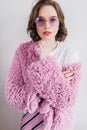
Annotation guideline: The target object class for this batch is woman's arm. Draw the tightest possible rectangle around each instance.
[27,56,81,110]
[5,48,40,113]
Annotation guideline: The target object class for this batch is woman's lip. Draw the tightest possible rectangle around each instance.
[43,31,52,36]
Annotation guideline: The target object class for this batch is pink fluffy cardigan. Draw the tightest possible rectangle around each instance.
[5,41,81,130]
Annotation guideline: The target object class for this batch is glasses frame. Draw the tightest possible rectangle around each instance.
[35,16,59,27]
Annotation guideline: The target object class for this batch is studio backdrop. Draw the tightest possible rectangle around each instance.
[0,0,87,130]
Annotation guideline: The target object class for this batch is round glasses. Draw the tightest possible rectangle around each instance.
[35,16,59,27]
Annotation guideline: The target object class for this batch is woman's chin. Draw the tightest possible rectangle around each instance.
[42,36,52,40]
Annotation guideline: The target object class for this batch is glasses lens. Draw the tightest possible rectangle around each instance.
[35,17,45,27]
[50,17,58,26]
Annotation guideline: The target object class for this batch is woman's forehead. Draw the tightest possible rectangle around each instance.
[38,5,57,18]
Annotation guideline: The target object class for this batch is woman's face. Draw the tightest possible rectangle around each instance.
[35,5,59,41]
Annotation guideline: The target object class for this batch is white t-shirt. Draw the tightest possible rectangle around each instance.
[50,42,80,68]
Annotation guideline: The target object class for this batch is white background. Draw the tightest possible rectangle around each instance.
[0,0,87,130]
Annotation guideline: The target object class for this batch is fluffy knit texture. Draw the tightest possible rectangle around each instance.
[5,41,81,130]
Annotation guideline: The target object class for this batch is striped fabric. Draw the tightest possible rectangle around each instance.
[20,111,44,130]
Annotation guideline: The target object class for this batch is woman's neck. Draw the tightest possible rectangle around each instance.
[51,40,58,52]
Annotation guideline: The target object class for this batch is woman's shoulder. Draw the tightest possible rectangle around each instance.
[59,42,78,52]
[16,40,37,54]
[59,42,80,66]
[18,40,37,50]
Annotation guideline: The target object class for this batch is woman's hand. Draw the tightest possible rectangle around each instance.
[38,39,52,59]
[62,70,74,82]
[38,39,74,82]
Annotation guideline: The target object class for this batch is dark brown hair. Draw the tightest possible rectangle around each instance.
[27,0,68,42]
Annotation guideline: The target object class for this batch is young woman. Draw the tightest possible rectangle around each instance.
[5,0,81,130]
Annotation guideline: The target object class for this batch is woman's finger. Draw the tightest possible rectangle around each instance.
[64,72,74,78]
[66,76,73,81]
[62,70,70,74]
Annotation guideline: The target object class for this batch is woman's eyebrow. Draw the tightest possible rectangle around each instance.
[37,16,58,18]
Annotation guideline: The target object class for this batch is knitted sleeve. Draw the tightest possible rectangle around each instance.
[27,54,81,110]
[5,47,40,113]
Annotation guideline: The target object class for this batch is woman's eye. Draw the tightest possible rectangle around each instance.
[38,18,44,23]
[50,18,57,22]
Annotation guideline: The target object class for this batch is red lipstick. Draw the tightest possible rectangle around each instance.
[43,31,52,36]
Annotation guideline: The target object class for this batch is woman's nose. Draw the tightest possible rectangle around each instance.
[44,21,50,28]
